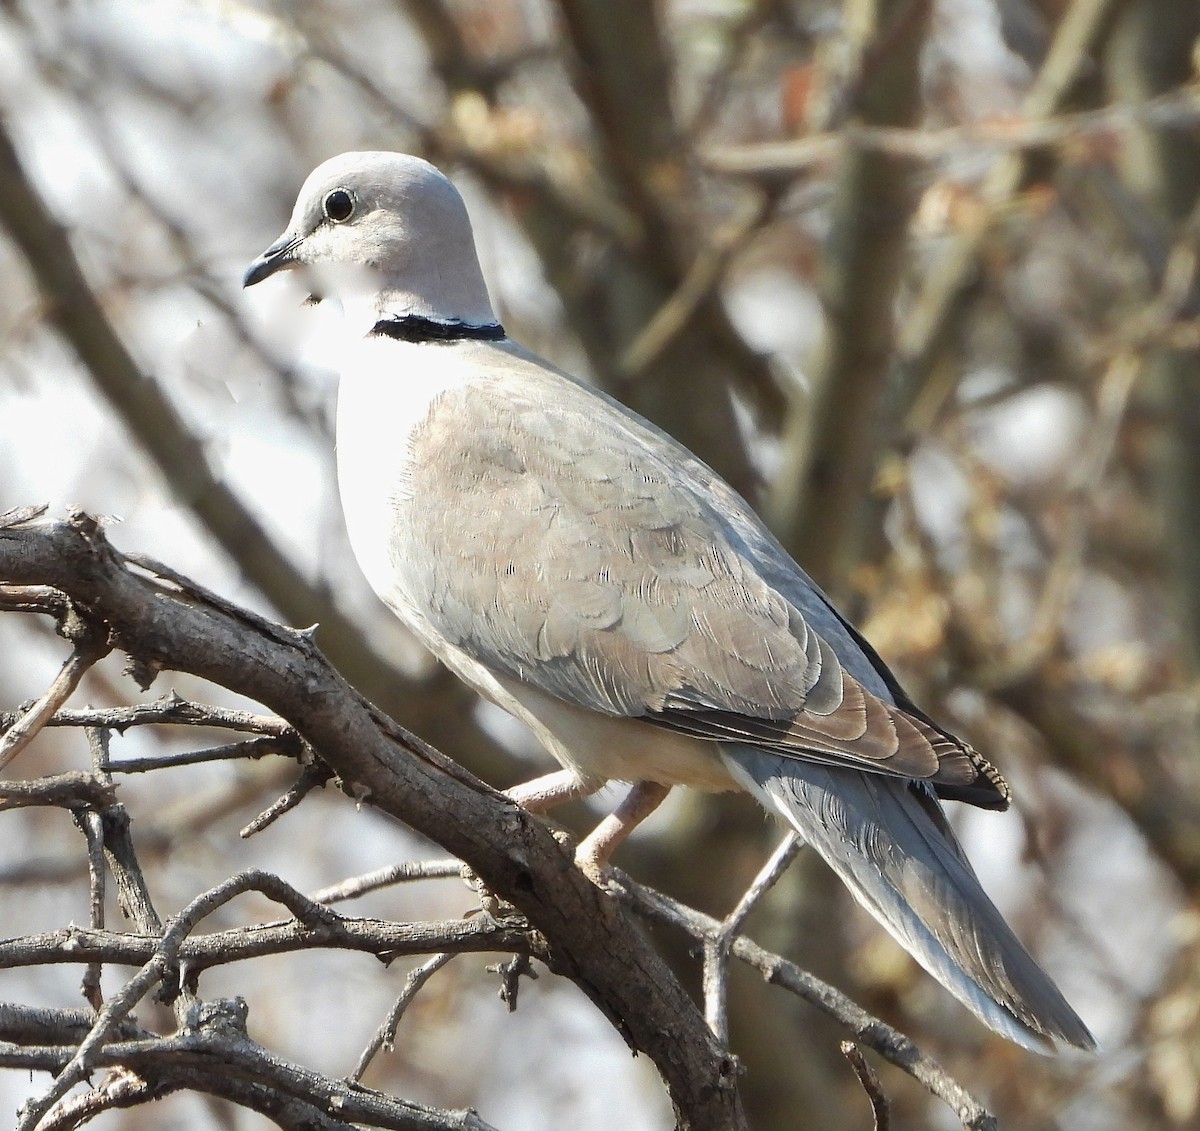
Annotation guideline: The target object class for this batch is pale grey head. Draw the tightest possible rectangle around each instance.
[243,151,496,325]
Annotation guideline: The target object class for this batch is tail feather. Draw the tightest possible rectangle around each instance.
[722,744,1096,1052]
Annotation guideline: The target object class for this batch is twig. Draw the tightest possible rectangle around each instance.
[75,807,106,1011]
[5,1005,502,1130]
[704,832,803,1044]
[240,762,333,838]
[38,1072,179,1131]
[14,870,340,1130]
[0,1004,151,1045]
[350,952,456,1082]
[1,769,305,892]
[109,733,303,774]
[1,692,294,739]
[86,726,112,782]
[0,773,116,813]
[840,1041,891,1131]
[0,631,110,772]
[0,504,50,529]
[488,951,537,1013]
[79,728,113,1008]
[0,583,70,620]
[309,859,465,906]
[96,804,163,935]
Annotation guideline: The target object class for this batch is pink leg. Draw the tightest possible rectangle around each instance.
[576,781,671,876]
[505,769,598,813]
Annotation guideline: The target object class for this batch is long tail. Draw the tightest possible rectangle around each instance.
[722,744,1096,1052]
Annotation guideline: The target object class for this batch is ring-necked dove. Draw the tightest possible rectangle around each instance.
[244,151,1095,1053]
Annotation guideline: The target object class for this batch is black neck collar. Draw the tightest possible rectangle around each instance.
[370,315,506,343]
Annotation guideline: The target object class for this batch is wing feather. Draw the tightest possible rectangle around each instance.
[395,366,1007,806]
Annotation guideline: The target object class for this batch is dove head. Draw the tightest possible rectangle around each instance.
[243,151,496,325]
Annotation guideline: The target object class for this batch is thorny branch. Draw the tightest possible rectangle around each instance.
[0,509,745,1131]
[4,1003,502,1131]
[1,916,542,974]
[0,510,1004,1130]
[0,692,296,740]
[14,870,339,1131]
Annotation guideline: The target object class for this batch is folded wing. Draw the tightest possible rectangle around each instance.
[397,361,1005,807]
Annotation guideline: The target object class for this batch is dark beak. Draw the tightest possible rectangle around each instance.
[243,233,304,287]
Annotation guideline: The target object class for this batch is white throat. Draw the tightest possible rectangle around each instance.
[334,335,475,608]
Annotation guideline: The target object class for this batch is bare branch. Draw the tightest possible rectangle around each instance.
[704,832,803,1044]
[0,773,116,813]
[1,692,293,738]
[75,807,106,1010]
[0,511,745,1129]
[309,859,465,906]
[0,505,50,529]
[239,762,333,838]
[4,1004,501,1131]
[77,729,113,1009]
[840,1041,891,1131]
[0,1004,152,1046]
[0,583,70,620]
[488,951,538,1013]
[351,953,456,1083]
[0,630,110,772]
[95,802,163,935]
[14,870,343,1129]
[110,734,303,775]
[0,915,541,974]
[38,1071,181,1131]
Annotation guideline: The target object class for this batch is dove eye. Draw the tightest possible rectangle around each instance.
[323,189,355,223]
